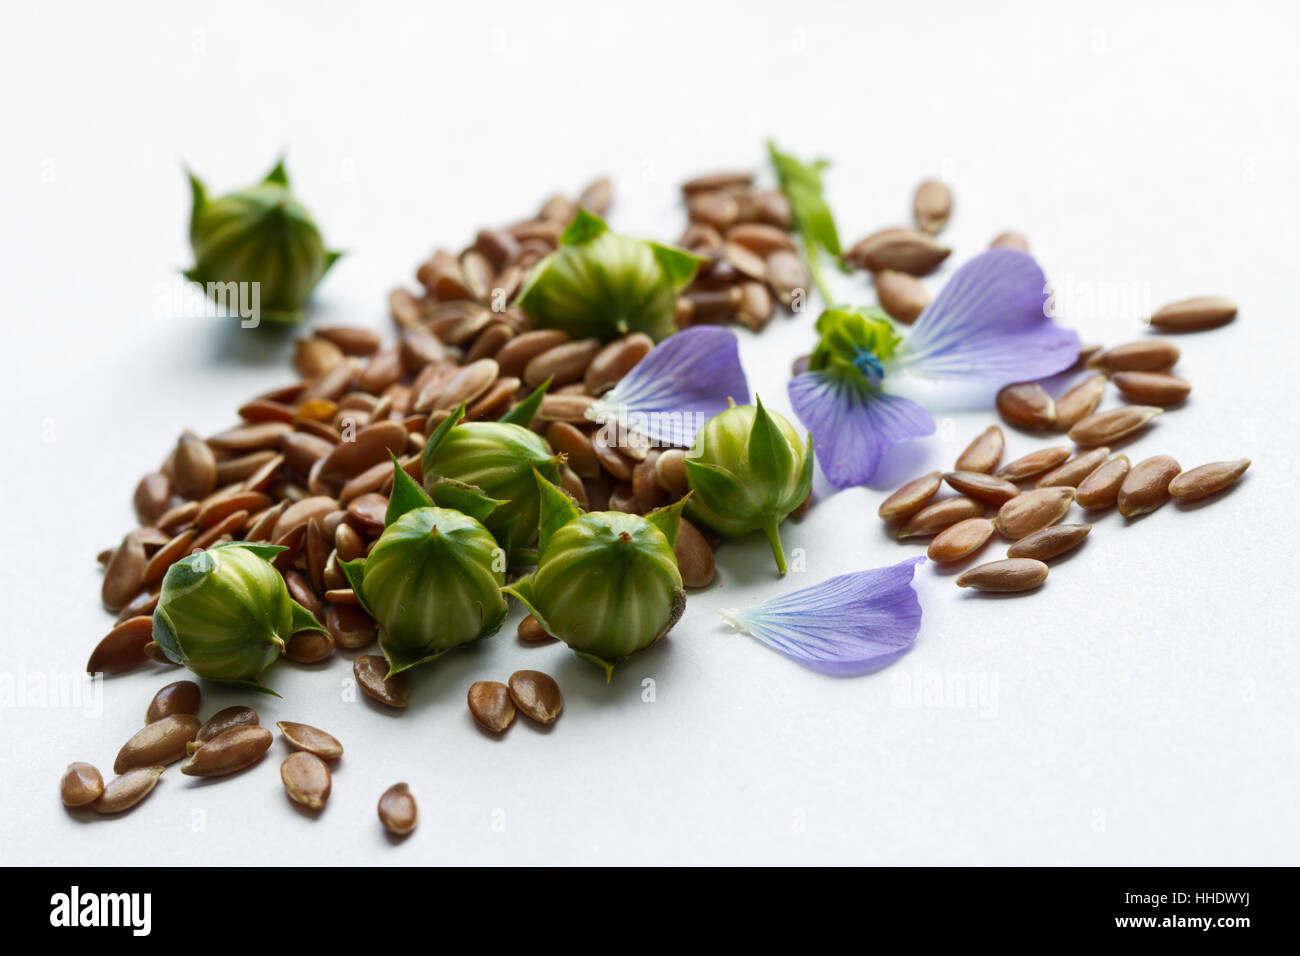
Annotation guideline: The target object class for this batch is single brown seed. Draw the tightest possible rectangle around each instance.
[735,280,775,331]
[1068,406,1163,446]
[1006,523,1091,561]
[579,177,612,216]
[913,179,953,235]
[1111,371,1192,405]
[60,762,104,807]
[101,532,147,613]
[181,726,273,777]
[195,490,272,530]
[996,383,1057,430]
[285,629,335,664]
[115,588,160,625]
[281,751,332,810]
[896,497,984,538]
[725,222,795,255]
[115,714,201,773]
[378,783,418,836]
[878,471,943,520]
[327,603,378,650]
[1075,454,1131,510]
[653,448,689,497]
[507,670,563,725]
[537,393,596,423]
[993,487,1075,539]
[173,433,218,500]
[1036,447,1112,489]
[1087,339,1180,372]
[944,471,1021,506]
[1117,455,1181,517]
[133,472,172,524]
[272,495,339,542]
[1054,375,1108,429]
[995,446,1072,482]
[496,329,570,378]
[467,681,516,734]
[954,426,1005,473]
[517,614,555,644]
[845,227,951,275]
[926,517,995,563]
[956,558,1049,592]
[316,421,408,480]
[145,680,201,724]
[1148,295,1237,332]
[142,641,176,666]
[584,333,653,395]
[524,338,603,388]
[278,721,344,760]
[294,336,346,378]
[93,766,165,814]
[766,249,810,306]
[191,705,260,753]
[681,171,753,195]
[87,615,155,675]
[354,655,409,708]
[990,231,1030,252]
[315,325,382,356]
[156,500,200,534]
[675,517,716,589]
[874,269,930,323]
[1168,459,1251,502]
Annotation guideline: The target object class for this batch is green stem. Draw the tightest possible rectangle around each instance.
[805,247,836,309]
[761,517,788,577]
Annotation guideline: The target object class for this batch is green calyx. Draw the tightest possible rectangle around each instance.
[684,396,813,576]
[807,306,902,389]
[515,208,701,342]
[502,471,687,681]
[185,159,342,323]
[152,541,325,689]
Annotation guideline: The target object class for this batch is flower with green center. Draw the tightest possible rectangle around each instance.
[342,459,508,675]
[503,472,686,681]
[185,159,342,323]
[684,396,813,577]
[516,208,701,342]
[151,541,326,689]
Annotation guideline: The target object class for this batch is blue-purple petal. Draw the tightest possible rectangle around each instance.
[788,369,934,489]
[893,248,1079,383]
[719,557,925,676]
[586,326,750,447]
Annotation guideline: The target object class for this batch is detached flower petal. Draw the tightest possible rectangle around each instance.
[892,248,1079,382]
[718,557,925,676]
[787,370,934,489]
[587,326,750,447]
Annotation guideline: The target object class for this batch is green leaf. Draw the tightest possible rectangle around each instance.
[380,638,448,677]
[322,249,344,275]
[386,452,433,527]
[766,140,845,301]
[535,468,580,553]
[746,395,795,491]
[263,158,290,186]
[289,600,328,636]
[217,540,286,563]
[500,574,559,638]
[649,241,704,290]
[560,207,609,245]
[339,559,373,617]
[683,459,755,523]
[498,379,551,427]
[185,167,207,242]
[225,678,282,698]
[150,608,185,665]
[644,494,689,551]
[428,478,506,525]
[421,401,466,478]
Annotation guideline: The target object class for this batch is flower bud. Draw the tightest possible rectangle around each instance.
[503,473,686,680]
[516,209,700,342]
[685,397,813,576]
[152,542,326,685]
[185,159,341,323]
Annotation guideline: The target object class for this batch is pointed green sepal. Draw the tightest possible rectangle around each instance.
[746,395,796,491]
[498,378,551,427]
[427,478,506,525]
[380,638,448,677]
[150,607,185,665]
[226,678,283,698]
[421,401,467,476]
[215,540,287,563]
[263,158,290,186]
[560,207,608,245]
[322,249,344,275]
[683,459,754,523]
[289,600,328,636]
[386,452,433,527]
[339,559,374,617]
[644,493,689,551]
[535,469,581,553]
[501,574,558,638]
[186,167,207,243]
[575,650,616,684]
[649,241,704,290]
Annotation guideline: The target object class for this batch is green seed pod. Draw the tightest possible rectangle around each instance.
[342,459,508,674]
[516,209,700,342]
[421,392,562,553]
[503,472,686,681]
[685,396,813,576]
[185,159,342,323]
[152,541,326,687]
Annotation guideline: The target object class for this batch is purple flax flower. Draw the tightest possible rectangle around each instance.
[788,249,1079,488]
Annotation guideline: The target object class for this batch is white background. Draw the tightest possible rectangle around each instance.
[2,1,1297,866]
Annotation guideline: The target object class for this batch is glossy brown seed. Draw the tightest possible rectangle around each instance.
[133,472,172,524]
[913,180,953,235]
[156,500,200,534]
[1054,375,1107,429]
[927,518,995,562]
[181,726,273,777]
[87,615,154,675]
[273,495,339,541]
[60,762,104,807]
[1036,447,1112,488]
[954,426,1005,473]
[995,446,1072,482]
[146,680,201,724]
[277,721,344,760]
[735,280,775,331]
[101,532,147,612]
[538,393,596,423]
[1117,455,1181,517]
[681,171,753,194]
[767,250,810,306]
[675,517,716,588]
[1168,459,1251,502]
[878,471,943,520]
[956,558,1049,592]
[354,655,408,708]
[93,766,164,814]
[195,490,272,530]
[990,231,1030,252]
[874,270,930,323]
[508,670,563,725]
[209,421,294,454]
[545,422,597,477]
[467,681,516,734]
[726,222,795,255]
[1006,523,1091,561]
[1068,406,1162,446]
[845,227,951,275]
[1148,295,1237,332]
[896,497,984,538]
[1075,454,1131,510]
[993,487,1075,539]
[327,603,378,650]
[944,471,1021,505]
[237,398,296,424]
[517,614,555,644]
[115,714,201,773]
[996,383,1057,430]
[1111,371,1192,405]
[653,449,689,496]
[115,587,160,624]
[192,705,260,752]
[281,751,332,810]
[295,337,346,378]
[723,242,769,281]
[285,628,335,664]
[281,431,335,475]
[687,191,739,230]
[189,509,248,553]
[584,333,653,395]
[316,325,382,356]
[496,329,570,378]
[142,641,176,666]
[434,359,500,410]
[317,421,408,480]
[1087,340,1180,372]
[378,783,418,836]
[242,453,286,494]
[345,493,388,538]
[173,433,218,500]
[525,338,602,388]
